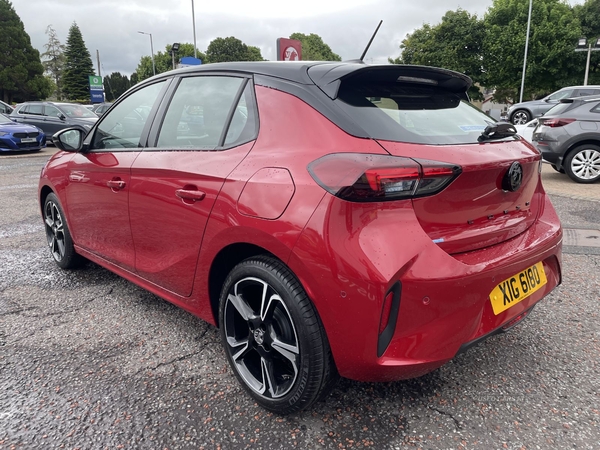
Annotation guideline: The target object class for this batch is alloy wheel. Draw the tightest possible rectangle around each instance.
[570,149,600,181]
[223,276,300,399]
[44,200,65,262]
[512,111,530,125]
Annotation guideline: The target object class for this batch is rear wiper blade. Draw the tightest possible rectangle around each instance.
[478,122,517,142]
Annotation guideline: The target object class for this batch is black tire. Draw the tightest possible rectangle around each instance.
[511,109,531,125]
[550,164,565,174]
[564,144,600,184]
[43,193,83,269]
[219,255,337,414]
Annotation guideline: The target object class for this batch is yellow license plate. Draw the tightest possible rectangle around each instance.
[489,262,547,315]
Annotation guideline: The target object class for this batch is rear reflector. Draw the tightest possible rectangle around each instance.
[379,291,395,334]
[377,282,402,357]
[308,153,461,202]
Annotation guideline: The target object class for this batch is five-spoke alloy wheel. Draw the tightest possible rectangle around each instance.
[43,193,82,269]
[219,256,336,414]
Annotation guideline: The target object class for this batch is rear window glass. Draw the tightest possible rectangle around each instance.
[335,82,495,145]
[544,102,574,116]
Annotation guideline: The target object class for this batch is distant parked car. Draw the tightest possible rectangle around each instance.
[507,85,600,125]
[514,118,538,144]
[91,102,112,117]
[0,113,46,152]
[0,100,14,116]
[532,95,600,183]
[10,102,98,137]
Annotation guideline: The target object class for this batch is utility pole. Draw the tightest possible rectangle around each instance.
[191,0,198,59]
[96,50,102,77]
[519,0,533,103]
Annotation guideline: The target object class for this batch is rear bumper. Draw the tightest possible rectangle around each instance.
[289,192,562,382]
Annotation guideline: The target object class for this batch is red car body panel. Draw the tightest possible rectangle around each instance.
[64,152,139,271]
[39,65,563,384]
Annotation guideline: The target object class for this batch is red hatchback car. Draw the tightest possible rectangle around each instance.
[39,62,562,414]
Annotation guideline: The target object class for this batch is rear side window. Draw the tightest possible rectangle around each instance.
[335,82,494,145]
[22,104,44,115]
[156,76,246,149]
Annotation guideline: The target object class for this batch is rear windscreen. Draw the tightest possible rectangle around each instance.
[335,82,496,145]
[544,102,575,117]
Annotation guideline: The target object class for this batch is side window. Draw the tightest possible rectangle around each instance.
[24,105,44,115]
[224,83,257,147]
[156,76,244,149]
[547,90,573,101]
[91,81,165,150]
[591,102,600,113]
[44,106,62,118]
[576,89,596,96]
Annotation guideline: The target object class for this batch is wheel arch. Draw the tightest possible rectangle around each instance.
[39,184,54,212]
[565,139,600,159]
[208,242,276,327]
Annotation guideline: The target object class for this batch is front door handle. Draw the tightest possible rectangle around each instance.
[176,189,206,202]
[107,179,126,190]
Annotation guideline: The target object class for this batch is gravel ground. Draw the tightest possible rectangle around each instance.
[1,154,599,449]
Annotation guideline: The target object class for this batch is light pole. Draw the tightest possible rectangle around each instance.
[191,0,198,59]
[575,37,600,86]
[138,31,156,76]
[519,0,533,103]
[171,43,180,70]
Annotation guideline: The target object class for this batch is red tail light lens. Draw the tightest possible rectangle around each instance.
[307,153,461,202]
[540,118,576,128]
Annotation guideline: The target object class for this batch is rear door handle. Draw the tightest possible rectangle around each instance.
[107,179,126,190]
[176,189,206,201]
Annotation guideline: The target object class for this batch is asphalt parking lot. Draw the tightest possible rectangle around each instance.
[1,150,599,449]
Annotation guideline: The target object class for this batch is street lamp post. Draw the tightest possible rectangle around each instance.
[171,43,180,70]
[191,0,198,59]
[519,0,533,103]
[575,37,600,86]
[138,31,156,76]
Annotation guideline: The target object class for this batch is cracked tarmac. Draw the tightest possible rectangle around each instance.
[0,153,599,449]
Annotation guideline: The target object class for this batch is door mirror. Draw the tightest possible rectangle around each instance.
[53,128,84,152]
[58,113,66,120]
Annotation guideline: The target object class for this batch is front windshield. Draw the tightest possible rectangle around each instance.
[59,104,98,119]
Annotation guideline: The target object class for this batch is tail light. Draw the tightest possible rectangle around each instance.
[307,153,461,202]
[540,118,576,128]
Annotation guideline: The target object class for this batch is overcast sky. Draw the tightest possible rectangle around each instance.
[11,0,586,77]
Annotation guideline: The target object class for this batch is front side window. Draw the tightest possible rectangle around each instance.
[91,81,165,150]
[59,104,97,118]
[547,89,574,101]
[156,76,245,149]
[44,106,62,118]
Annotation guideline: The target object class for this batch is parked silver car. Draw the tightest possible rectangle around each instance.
[508,85,600,125]
[532,95,600,183]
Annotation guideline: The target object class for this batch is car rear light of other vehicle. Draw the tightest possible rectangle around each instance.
[539,118,576,128]
[307,154,462,202]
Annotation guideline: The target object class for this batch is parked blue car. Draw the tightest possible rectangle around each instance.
[0,114,46,152]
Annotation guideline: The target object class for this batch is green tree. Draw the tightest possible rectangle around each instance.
[289,33,342,61]
[0,0,52,103]
[41,24,65,100]
[389,10,485,100]
[135,43,206,82]
[103,72,132,101]
[246,45,266,61]
[483,0,581,103]
[62,22,95,101]
[205,37,263,63]
[574,0,600,85]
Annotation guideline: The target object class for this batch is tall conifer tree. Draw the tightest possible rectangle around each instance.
[62,22,95,101]
[0,0,52,102]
